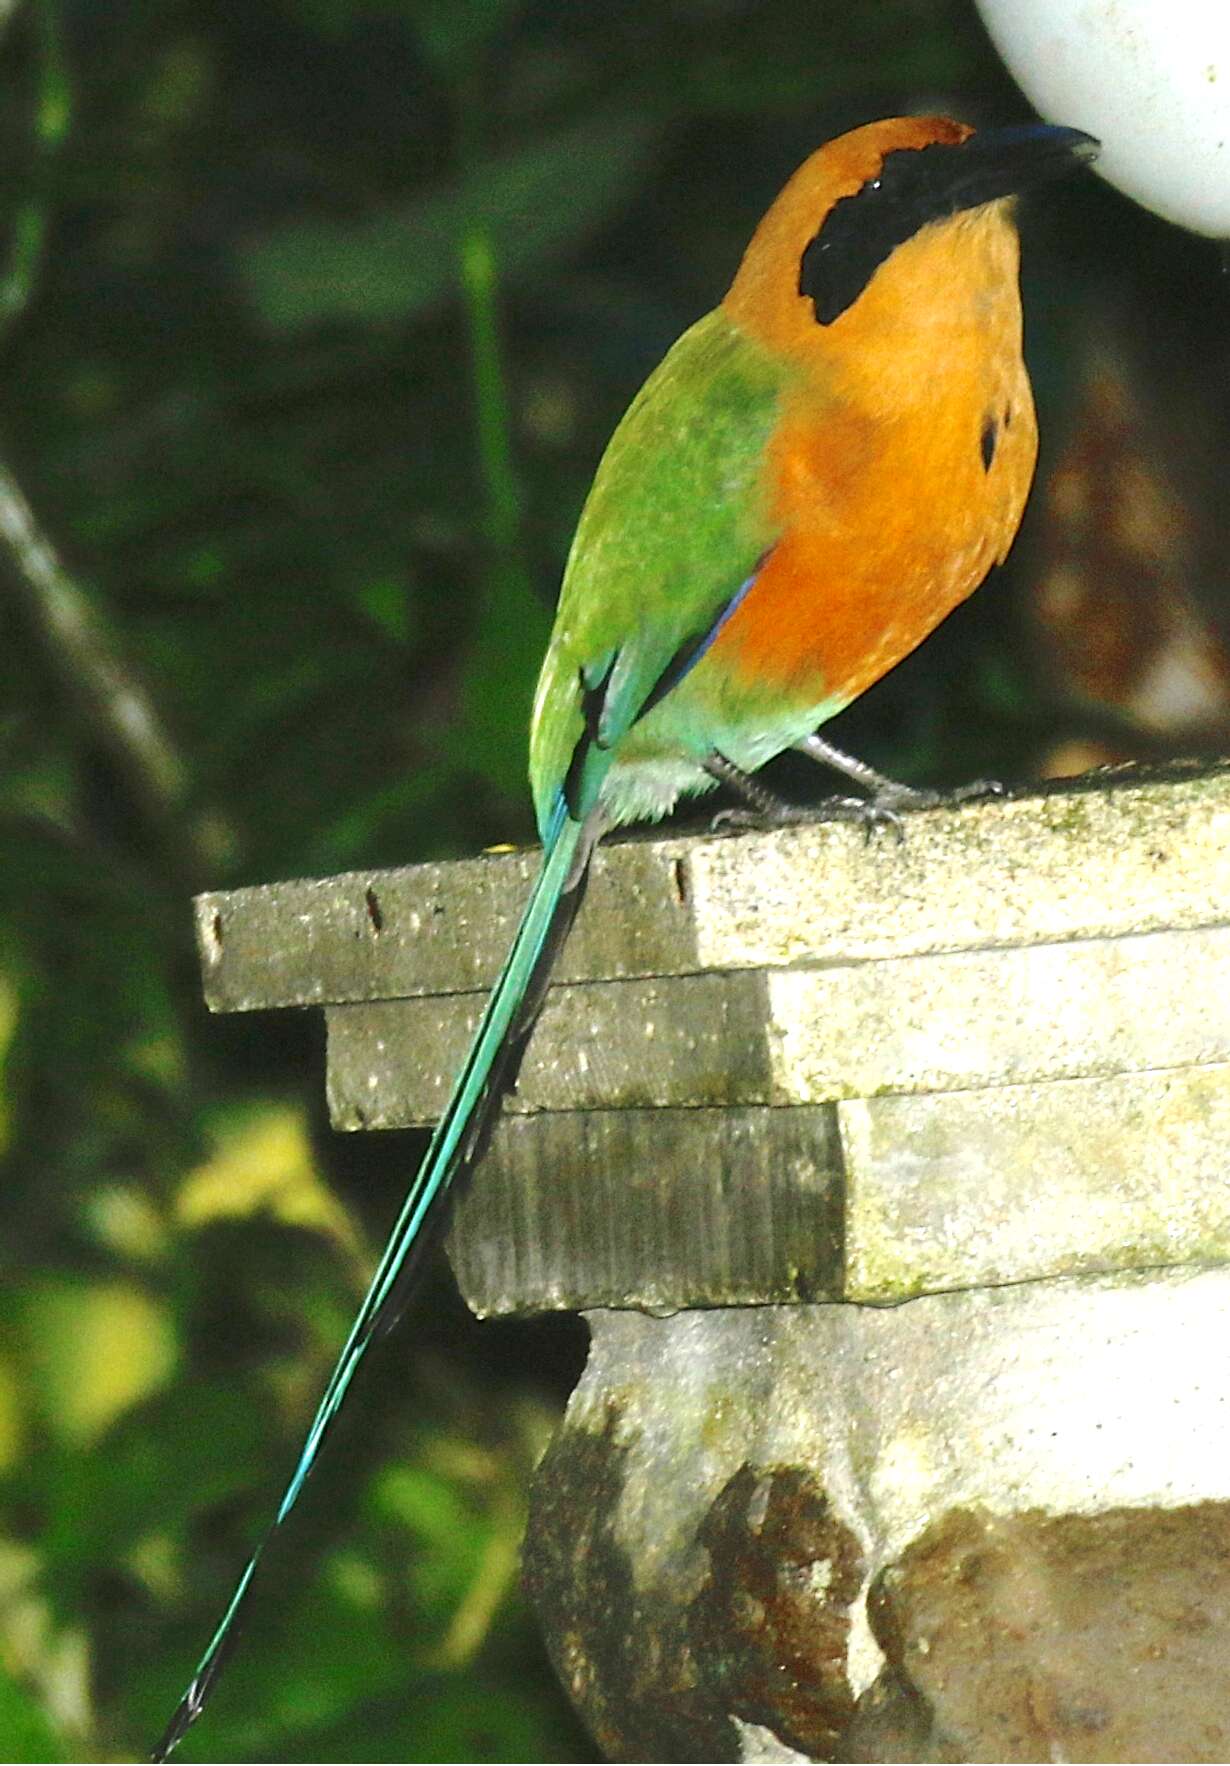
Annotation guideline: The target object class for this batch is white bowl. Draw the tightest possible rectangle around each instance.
[975,0,1230,236]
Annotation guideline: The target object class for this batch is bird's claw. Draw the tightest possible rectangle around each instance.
[948,776,1005,804]
[708,776,1005,840]
[709,801,813,833]
[710,792,907,840]
[821,794,907,842]
[709,805,763,832]
[842,775,1006,836]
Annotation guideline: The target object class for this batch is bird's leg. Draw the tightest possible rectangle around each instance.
[704,751,904,838]
[793,732,937,806]
[794,732,1004,810]
[705,752,803,821]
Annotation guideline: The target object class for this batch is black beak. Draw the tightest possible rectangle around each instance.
[942,123,1101,214]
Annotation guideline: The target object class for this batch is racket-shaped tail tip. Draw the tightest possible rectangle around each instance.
[151,1673,205,1762]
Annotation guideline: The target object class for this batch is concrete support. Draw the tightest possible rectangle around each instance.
[195,763,1230,1762]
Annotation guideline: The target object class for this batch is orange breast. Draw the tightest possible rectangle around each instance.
[714,378,1037,702]
[713,196,1039,706]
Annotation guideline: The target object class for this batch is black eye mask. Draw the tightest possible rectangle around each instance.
[799,123,1099,325]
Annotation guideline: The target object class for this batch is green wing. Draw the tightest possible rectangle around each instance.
[529,307,789,834]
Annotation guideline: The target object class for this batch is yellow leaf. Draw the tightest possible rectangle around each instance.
[19,1281,177,1445]
[83,1185,168,1262]
[0,972,19,1158]
[0,1354,24,1473]
[176,1103,357,1255]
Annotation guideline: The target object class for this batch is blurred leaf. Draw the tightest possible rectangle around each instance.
[176,1104,359,1260]
[0,1353,23,1474]
[371,1462,473,1548]
[356,571,416,645]
[40,1378,268,1573]
[16,1280,177,1446]
[430,1492,519,1670]
[0,1542,83,1761]
[0,1661,67,1762]
[81,1184,169,1263]
[240,112,658,332]
[0,972,16,1158]
[412,0,521,75]
[369,1442,523,1670]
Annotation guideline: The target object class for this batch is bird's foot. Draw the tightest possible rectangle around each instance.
[817,793,910,841]
[705,752,804,829]
[821,776,1006,837]
[709,790,907,842]
[704,751,1003,842]
[792,733,1006,812]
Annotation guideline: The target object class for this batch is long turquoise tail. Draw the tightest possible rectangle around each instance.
[152,797,593,1761]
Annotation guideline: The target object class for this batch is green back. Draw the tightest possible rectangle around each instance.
[528,308,791,834]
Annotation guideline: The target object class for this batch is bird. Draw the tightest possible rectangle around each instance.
[153,112,1097,1759]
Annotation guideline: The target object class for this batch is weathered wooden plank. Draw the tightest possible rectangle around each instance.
[195,763,1230,1012]
[445,1105,845,1317]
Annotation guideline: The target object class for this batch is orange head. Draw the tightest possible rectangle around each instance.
[724,114,1096,411]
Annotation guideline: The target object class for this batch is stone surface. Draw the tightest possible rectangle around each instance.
[327,923,1230,1124]
[767,922,1230,1102]
[194,831,703,1011]
[429,1052,1230,1320]
[196,762,1230,1011]
[325,970,776,1125]
[846,1504,1230,1762]
[684,763,1230,976]
[193,761,1230,1315]
[190,764,1230,1759]
[840,1058,1230,1301]
[524,1268,1230,1763]
[386,1056,1230,1314]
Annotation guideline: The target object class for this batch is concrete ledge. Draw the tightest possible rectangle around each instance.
[192,762,1230,1318]
[840,1060,1230,1301]
[423,1059,1230,1316]
[326,923,1230,1125]
[196,762,1230,1009]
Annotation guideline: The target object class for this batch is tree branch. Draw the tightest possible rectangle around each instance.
[0,461,229,886]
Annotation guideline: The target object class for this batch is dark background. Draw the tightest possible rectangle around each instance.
[0,0,1226,1759]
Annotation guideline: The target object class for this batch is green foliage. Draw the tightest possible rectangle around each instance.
[242,114,659,333]
[0,1665,65,1765]
[0,0,1161,1760]
[240,114,657,333]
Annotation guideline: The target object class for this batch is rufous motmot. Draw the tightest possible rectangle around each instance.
[154,113,1097,1758]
